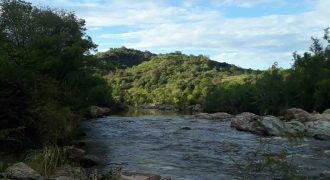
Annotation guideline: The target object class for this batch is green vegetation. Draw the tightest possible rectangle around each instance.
[25,145,68,176]
[106,31,330,115]
[0,0,112,153]
[106,52,259,113]
[95,46,154,72]
[1,0,329,178]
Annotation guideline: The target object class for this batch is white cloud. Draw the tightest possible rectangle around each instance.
[29,0,330,69]
[210,0,285,8]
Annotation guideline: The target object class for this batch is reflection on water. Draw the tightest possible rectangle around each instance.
[82,115,330,180]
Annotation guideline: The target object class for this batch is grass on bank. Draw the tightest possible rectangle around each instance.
[24,145,68,177]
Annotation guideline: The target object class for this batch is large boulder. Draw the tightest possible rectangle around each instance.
[50,165,87,180]
[284,120,306,135]
[284,108,313,122]
[320,109,330,120]
[5,162,43,180]
[260,116,286,136]
[304,120,330,140]
[230,112,266,135]
[90,106,110,118]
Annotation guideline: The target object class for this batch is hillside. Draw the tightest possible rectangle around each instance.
[105,52,261,112]
[95,47,155,71]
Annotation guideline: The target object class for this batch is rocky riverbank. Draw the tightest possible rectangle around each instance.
[0,146,167,180]
[197,108,330,140]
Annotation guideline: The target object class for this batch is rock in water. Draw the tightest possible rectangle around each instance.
[284,120,306,136]
[230,112,266,135]
[320,109,330,120]
[195,113,212,119]
[196,112,232,120]
[304,120,330,140]
[284,108,312,122]
[180,127,192,130]
[120,172,161,180]
[260,116,286,136]
[90,106,110,118]
[65,146,101,167]
[5,162,43,180]
[211,112,233,120]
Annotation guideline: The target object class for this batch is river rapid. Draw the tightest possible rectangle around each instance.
[82,113,330,179]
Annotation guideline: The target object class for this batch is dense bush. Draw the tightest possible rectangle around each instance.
[0,0,112,152]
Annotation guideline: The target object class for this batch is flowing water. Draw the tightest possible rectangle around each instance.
[82,114,330,179]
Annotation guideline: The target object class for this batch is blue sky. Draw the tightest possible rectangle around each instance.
[30,0,329,69]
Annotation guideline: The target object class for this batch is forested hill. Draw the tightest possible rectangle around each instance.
[104,52,262,113]
[95,47,154,71]
[95,47,251,73]
[103,35,330,115]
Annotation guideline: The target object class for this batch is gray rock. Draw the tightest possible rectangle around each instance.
[5,162,43,180]
[90,106,110,118]
[260,116,286,136]
[196,112,232,120]
[321,170,330,178]
[65,147,100,167]
[284,108,312,122]
[323,109,330,114]
[79,154,101,167]
[304,120,330,140]
[284,120,306,135]
[211,112,233,120]
[50,165,87,180]
[195,113,212,119]
[320,109,330,120]
[66,147,86,162]
[230,112,266,135]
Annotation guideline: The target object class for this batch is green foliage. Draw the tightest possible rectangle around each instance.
[0,0,112,152]
[106,29,330,115]
[95,46,154,72]
[106,53,256,112]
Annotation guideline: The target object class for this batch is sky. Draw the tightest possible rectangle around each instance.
[29,0,329,69]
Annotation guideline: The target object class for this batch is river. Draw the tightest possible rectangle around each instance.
[81,114,330,179]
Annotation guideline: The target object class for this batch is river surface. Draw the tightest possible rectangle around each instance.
[82,114,330,179]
